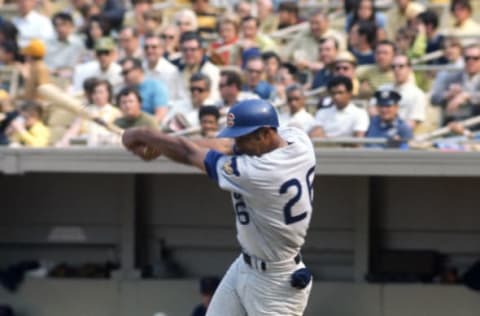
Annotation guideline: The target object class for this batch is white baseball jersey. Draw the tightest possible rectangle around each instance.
[204,127,316,262]
[204,127,315,316]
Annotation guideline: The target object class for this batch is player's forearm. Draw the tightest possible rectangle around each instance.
[192,137,233,155]
[140,128,205,169]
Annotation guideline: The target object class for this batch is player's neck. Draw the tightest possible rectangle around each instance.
[272,134,288,150]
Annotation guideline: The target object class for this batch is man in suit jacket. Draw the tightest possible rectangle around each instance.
[431,43,480,123]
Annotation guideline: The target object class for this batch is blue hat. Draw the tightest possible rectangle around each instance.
[217,99,279,138]
[374,89,401,106]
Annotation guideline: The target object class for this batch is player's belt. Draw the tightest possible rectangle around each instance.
[242,253,301,271]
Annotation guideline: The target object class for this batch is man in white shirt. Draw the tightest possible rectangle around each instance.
[118,26,143,60]
[279,84,315,133]
[431,43,480,122]
[72,37,123,94]
[143,34,185,104]
[12,0,55,47]
[175,31,221,103]
[377,54,426,129]
[44,12,86,71]
[309,76,369,138]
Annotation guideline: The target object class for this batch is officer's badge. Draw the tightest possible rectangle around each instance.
[381,90,389,99]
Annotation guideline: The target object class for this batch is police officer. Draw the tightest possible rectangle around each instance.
[366,89,413,148]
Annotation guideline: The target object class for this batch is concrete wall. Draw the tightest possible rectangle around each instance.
[1,280,479,316]
[1,150,480,315]
[2,173,479,279]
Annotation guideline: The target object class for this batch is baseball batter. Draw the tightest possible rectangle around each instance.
[122,99,316,315]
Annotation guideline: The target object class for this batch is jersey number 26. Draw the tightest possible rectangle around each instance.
[234,166,315,225]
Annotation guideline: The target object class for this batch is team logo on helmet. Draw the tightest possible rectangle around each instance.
[226,113,235,127]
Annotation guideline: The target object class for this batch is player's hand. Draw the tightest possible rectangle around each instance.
[122,128,162,161]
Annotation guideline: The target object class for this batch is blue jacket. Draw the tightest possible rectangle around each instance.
[366,116,413,149]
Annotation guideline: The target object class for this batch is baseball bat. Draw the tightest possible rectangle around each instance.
[38,83,124,136]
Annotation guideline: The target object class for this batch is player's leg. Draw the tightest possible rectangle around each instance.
[244,264,312,316]
[206,256,246,316]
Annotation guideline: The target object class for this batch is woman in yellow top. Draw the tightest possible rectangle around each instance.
[8,101,50,147]
[56,79,121,147]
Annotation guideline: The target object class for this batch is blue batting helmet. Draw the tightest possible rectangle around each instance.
[217,99,279,138]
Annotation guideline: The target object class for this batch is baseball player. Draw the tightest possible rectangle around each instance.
[122,99,316,315]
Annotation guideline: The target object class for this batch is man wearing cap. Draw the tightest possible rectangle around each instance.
[72,37,123,93]
[366,89,413,148]
[20,39,50,101]
[333,51,360,97]
[122,98,315,316]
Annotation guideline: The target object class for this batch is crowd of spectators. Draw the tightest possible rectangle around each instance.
[0,0,480,149]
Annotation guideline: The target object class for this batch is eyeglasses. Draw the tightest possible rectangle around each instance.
[330,90,347,96]
[182,47,200,53]
[161,34,175,40]
[247,68,262,74]
[464,55,480,61]
[335,66,351,71]
[144,44,158,50]
[96,50,111,56]
[121,68,135,76]
[190,86,207,93]
[287,96,301,102]
[177,20,192,26]
[391,64,408,69]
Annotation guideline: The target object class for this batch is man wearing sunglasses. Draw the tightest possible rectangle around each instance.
[174,31,220,103]
[377,54,426,129]
[120,57,169,125]
[143,34,185,105]
[333,51,360,97]
[279,84,315,133]
[431,43,480,124]
[72,37,123,94]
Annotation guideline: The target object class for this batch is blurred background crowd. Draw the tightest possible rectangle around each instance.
[0,0,479,149]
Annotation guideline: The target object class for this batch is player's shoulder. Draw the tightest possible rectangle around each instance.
[279,126,314,150]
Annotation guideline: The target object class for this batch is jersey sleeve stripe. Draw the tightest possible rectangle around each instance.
[204,150,225,182]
